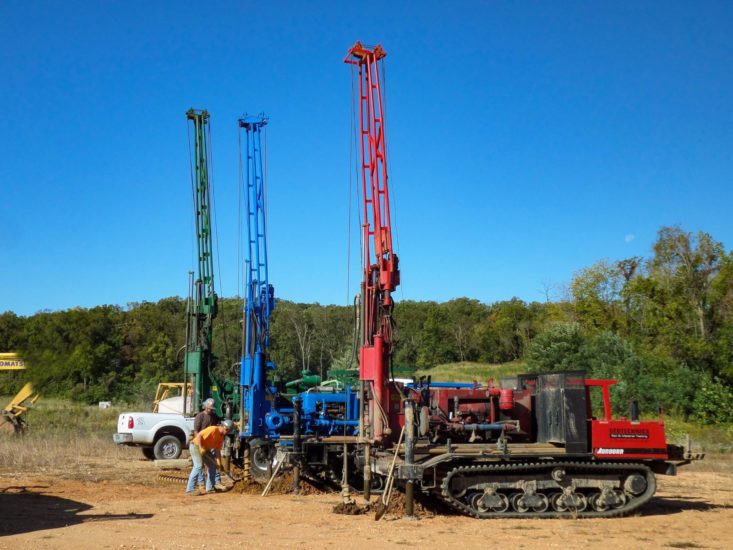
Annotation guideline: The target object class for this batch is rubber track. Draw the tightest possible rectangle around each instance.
[438,461,656,519]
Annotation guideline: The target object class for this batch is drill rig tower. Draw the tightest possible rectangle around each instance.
[238,114,275,439]
[183,109,236,415]
[345,42,400,445]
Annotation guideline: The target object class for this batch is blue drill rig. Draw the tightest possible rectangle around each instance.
[234,114,359,483]
[237,113,290,481]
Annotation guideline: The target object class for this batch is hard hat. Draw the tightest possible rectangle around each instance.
[221,419,235,432]
[202,398,215,410]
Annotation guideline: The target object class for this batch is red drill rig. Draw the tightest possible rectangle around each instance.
[346,41,702,518]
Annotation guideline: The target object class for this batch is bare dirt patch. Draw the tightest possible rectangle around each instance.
[1,459,731,550]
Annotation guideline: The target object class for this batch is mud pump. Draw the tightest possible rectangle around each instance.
[343,41,703,518]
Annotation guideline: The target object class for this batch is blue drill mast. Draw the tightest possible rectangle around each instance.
[239,114,276,438]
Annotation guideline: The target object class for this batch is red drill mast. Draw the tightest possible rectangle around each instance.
[345,42,400,443]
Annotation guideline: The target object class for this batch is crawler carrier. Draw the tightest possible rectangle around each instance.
[371,372,699,518]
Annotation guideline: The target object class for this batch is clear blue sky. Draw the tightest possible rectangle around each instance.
[1,1,731,316]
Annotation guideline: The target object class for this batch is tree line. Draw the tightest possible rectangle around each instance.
[1,226,731,422]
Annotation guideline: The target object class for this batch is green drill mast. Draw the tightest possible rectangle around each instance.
[183,108,223,415]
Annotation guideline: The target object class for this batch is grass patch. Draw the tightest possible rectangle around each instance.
[415,360,526,383]
[0,429,151,484]
[1,395,147,437]
[664,417,733,455]
[21,397,140,437]
[0,397,152,483]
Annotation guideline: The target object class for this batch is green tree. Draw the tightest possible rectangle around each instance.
[525,322,585,373]
[443,298,485,362]
[0,311,25,351]
[693,374,733,424]
[269,301,314,380]
[650,226,724,342]
[393,301,432,367]
[416,303,454,368]
[570,261,626,332]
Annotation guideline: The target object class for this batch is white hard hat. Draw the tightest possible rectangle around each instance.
[202,398,215,410]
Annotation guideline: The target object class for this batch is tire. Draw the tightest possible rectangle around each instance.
[248,439,274,483]
[153,435,183,460]
[141,447,156,460]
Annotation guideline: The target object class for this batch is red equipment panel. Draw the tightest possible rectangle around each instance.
[591,419,668,459]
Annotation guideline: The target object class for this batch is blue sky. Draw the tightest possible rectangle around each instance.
[1,1,731,316]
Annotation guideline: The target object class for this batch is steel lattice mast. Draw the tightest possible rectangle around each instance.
[239,114,275,437]
[345,42,400,443]
[184,109,218,411]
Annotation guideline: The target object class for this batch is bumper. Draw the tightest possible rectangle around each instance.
[113,433,134,444]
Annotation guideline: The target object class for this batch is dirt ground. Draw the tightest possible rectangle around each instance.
[0,458,731,550]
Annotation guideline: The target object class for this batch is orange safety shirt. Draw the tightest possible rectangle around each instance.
[196,426,224,453]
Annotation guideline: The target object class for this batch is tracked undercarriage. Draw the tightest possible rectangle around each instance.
[436,461,655,518]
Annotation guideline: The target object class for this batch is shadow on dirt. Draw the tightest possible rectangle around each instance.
[642,495,733,516]
[0,486,153,537]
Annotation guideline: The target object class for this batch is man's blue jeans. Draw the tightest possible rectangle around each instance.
[198,448,222,487]
[186,444,217,493]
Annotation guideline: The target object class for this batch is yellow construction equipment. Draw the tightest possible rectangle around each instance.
[0,352,26,370]
[152,382,189,413]
[1,352,40,434]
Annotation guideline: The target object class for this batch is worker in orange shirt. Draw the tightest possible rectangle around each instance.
[186,419,234,495]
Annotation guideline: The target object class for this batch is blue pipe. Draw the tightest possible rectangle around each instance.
[459,423,509,431]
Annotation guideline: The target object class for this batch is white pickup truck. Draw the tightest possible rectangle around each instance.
[113,396,194,460]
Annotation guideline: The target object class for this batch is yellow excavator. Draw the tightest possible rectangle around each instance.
[1,353,40,434]
[152,382,189,413]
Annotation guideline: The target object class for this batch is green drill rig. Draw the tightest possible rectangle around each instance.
[183,109,238,419]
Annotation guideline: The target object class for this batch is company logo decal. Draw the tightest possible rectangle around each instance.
[595,448,624,455]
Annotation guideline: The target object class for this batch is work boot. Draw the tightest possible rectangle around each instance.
[214,483,227,491]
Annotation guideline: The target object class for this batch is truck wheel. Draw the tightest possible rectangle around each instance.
[154,435,183,460]
[141,447,155,460]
